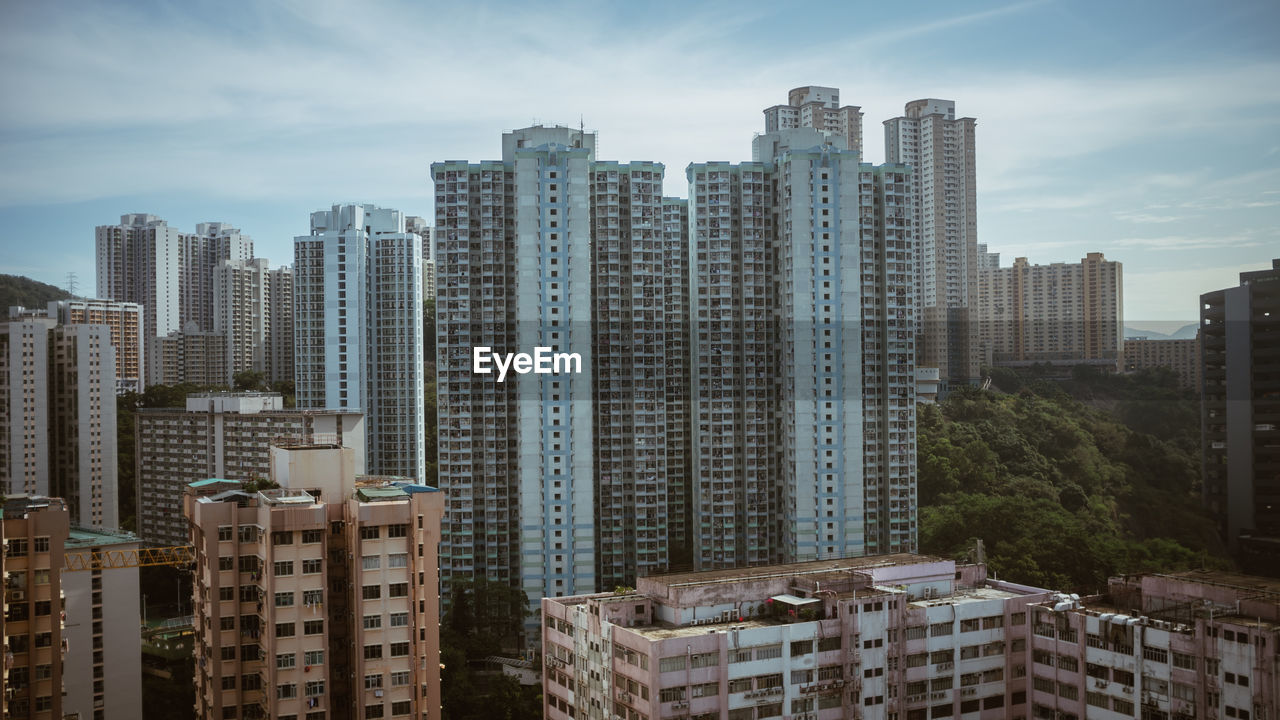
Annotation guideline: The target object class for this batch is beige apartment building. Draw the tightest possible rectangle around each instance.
[1,495,69,720]
[151,323,229,386]
[544,554,1051,720]
[763,86,864,155]
[1122,336,1200,390]
[184,442,443,720]
[48,299,144,394]
[977,252,1123,371]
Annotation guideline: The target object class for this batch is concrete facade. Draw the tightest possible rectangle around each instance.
[543,554,1050,720]
[184,444,444,720]
[293,204,427,483]
[1122,336,1200,390]
[1201,258,1280,574]
[0,495,70,720]
[1028,570,1280,720]
[976,252,1124,371]
[48,299,145,394]
[62,527,143,720]
[136,392,364,545]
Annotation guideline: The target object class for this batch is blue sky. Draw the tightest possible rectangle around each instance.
[1,0,1277,323]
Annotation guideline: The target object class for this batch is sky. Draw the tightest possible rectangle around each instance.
[1,0,1277,324]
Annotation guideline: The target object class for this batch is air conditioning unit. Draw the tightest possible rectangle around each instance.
[8,590,24,602]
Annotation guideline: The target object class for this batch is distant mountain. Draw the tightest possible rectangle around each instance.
[1124,322,1199,340]
[0,274,72,311]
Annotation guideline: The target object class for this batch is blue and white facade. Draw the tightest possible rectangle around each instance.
[293,204,426,482]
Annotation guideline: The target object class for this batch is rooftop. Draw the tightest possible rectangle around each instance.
[67,526,139,549]
[647,553,945,588]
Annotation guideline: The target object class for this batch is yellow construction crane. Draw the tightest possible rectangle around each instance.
[63,545,194,572]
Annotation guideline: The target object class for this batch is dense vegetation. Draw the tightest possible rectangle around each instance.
[440,579,542,720]
[919,366,1228,593]
[0,273,71,310]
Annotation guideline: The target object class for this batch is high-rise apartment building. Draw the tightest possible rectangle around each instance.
[136,392,364,545]
[407,216,436,304]
[1122,336,1200,390]
[0,317,118,528]
[0,495,70,720]
[686,126,917,568]
[433,127,696,628]
[543,553,1049,720]
[95,214,253,380]
[976,252,1124,370]
[48,299,144,393]
[266,266,294,385]
[885,99,979,388]
[150,324,228,386]
[661,197,692,566]
[214,258,269,384]
[62,527,143,720]
[184,442,444,720]
[763,86,865,155]
[294,204,426,481]
[1201,258,1280,575]
[1028,569,1280,720]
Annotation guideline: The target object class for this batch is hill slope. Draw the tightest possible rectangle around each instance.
[919,369,1227,592]
[0,273,72,310]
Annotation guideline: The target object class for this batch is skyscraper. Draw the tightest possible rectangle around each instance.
[95,214,253,381]
[685,125,917,569]
[885,99,979,389]
[214,257,269,383]
[184,442,445,720]
[433,127,694,626]
[49,298,144,394]
[266,265,295,385]
[1201,258,1280,575]
[0,317,118,528]
[763,85,865,155]
[293,204,426,481]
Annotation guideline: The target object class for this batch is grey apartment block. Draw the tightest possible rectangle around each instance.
[134,392,364,545]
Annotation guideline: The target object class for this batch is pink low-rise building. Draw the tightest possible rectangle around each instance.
[1028,570,1279,720]
[543,554,1052,720]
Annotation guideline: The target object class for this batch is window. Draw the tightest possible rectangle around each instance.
[817,636,841,652]
[930,622,953,636]
[365,705,384,719]
[365,674,383,689]
[218,526,233,541]
[360,526,380,540]
[277,653,297,670]
[363,585,381,600]
[219,556,234,571]
[304,650,324,666]
[275,592,294,607]
[274,561,294,577]
[659,688,685,703]
[791,640,813,657]
[302,529,323,544]
[304,620,324,635]
[276,622,295,638]
[659,656,686,673]
[272,531,293,545]
[389,612,409,627]
[306,681,324,697]
[277,683,297,699]
[690,652,717,668]
[362,555,381,570]
[221,646,237,661]
[221,617,236,631]
[1143,647,1168,663]
[364,644,383,660]
[960,618,980,632]
[220,586,235,602]
[388,553,409,568]
[390,671,410,687]
[303,589,323,606]
[363,615,383,630]
[391,700,411,716]
[303,559,322,574]
[388,582,408,598]
[390,642,409,657]
[34,537,50,553]
[756,645,782,660]
[388,524,408,538]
